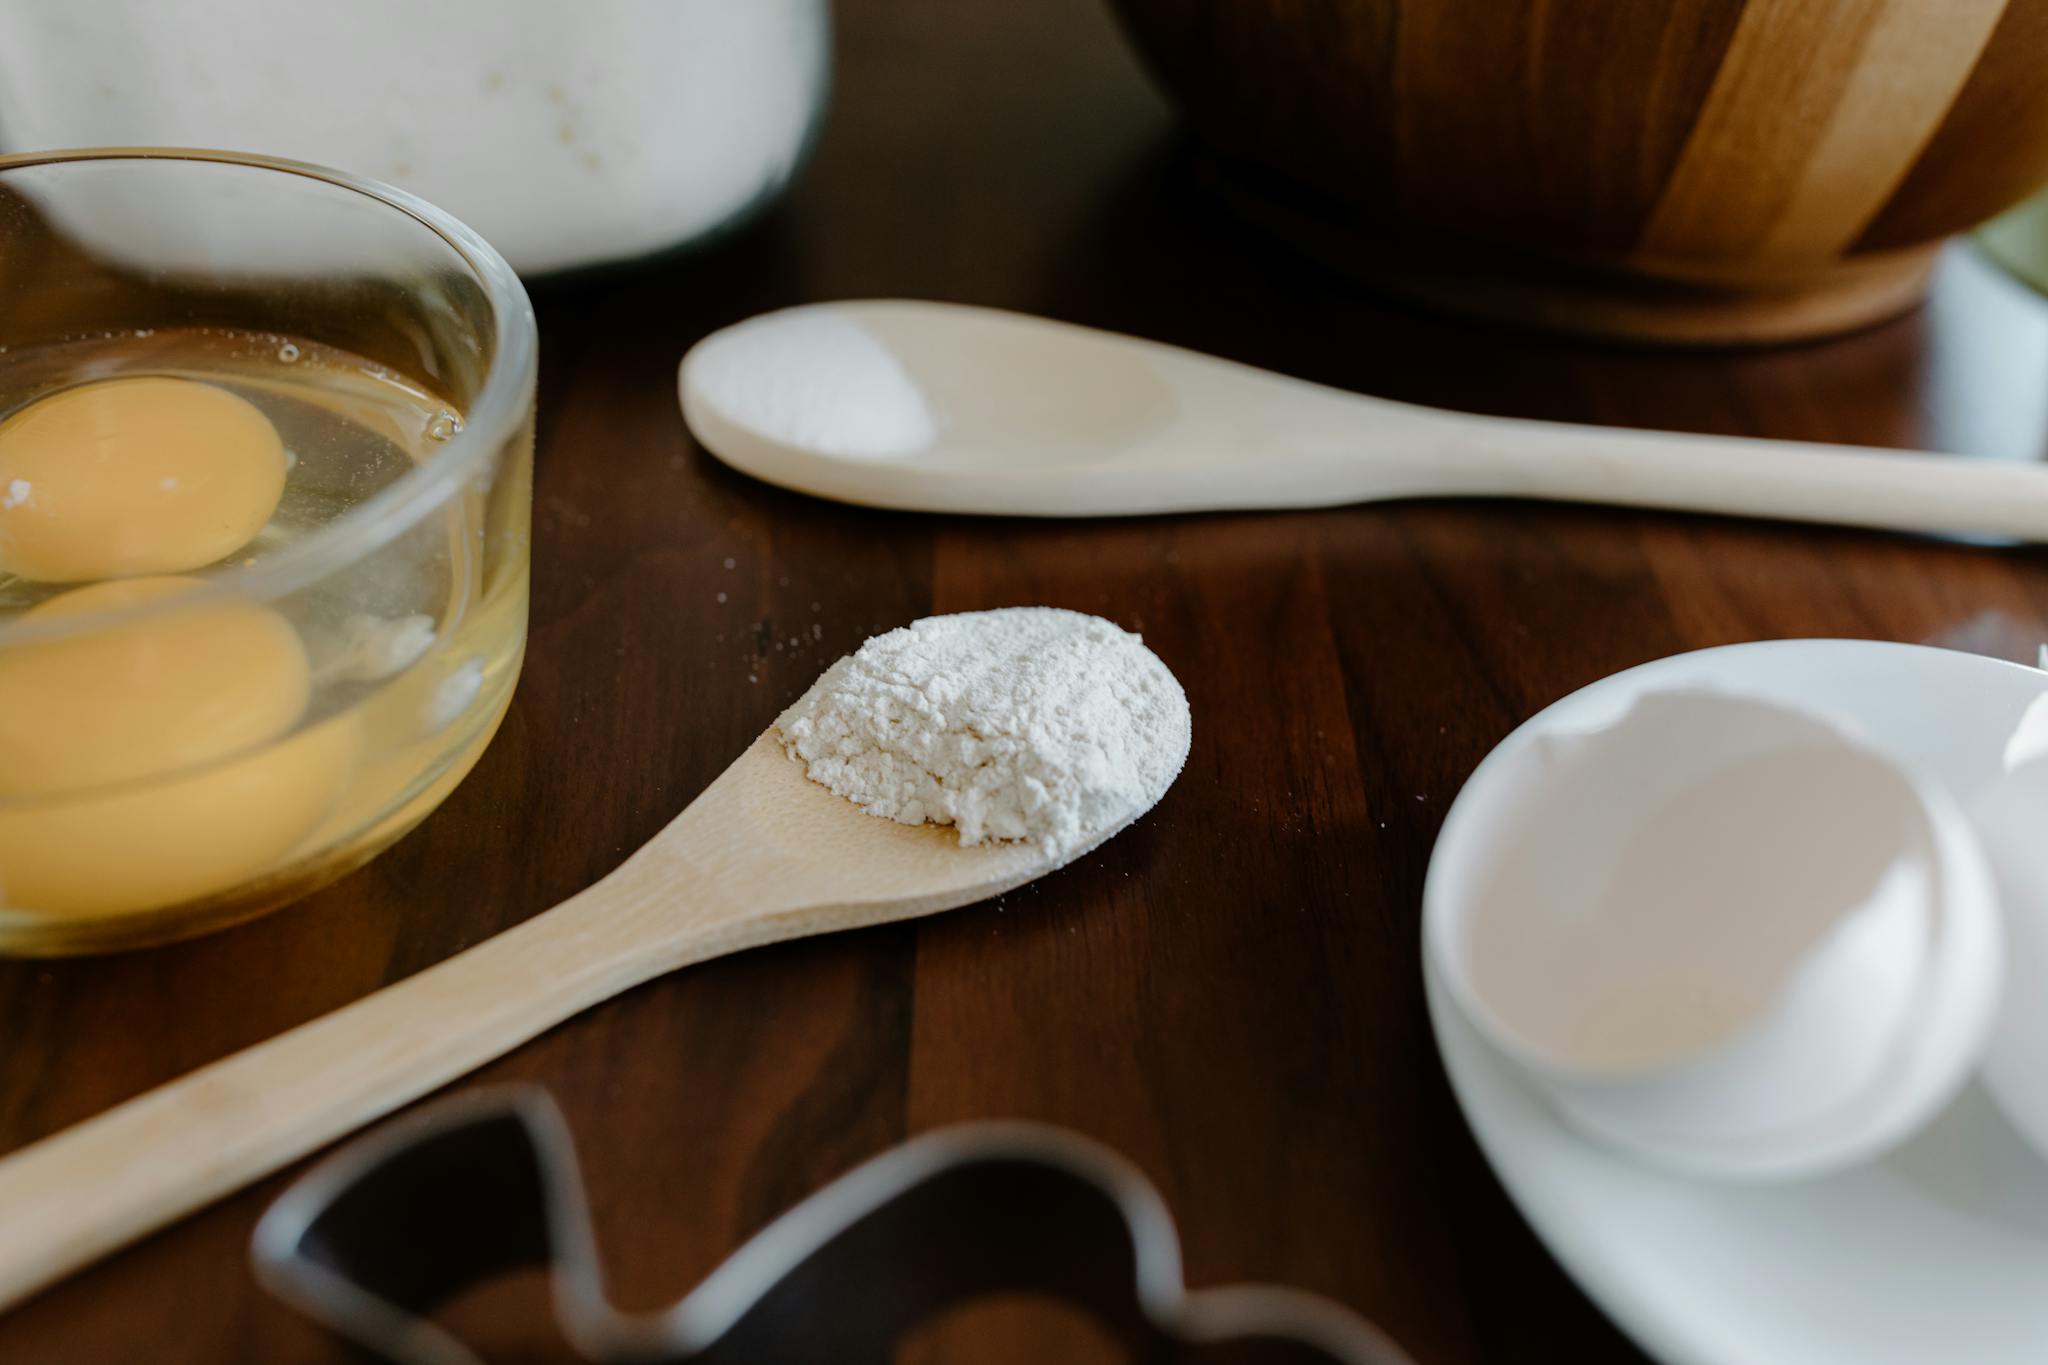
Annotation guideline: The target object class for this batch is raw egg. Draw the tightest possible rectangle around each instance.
[0,376,286,581]
[0,712,361,917]
[0,577,308,797]
[0,577,357,915]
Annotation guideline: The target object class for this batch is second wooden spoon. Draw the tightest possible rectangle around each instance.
[681,300,2048,541]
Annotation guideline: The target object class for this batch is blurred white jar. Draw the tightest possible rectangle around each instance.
[0,0,828,275]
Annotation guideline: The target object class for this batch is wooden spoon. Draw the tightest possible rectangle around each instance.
[681,300,2048,541]
[0,731,1151,1309]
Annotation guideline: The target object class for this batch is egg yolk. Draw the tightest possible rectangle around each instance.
[0,577,308,798]
[0,577,357,915]
[0,712,360,918]
[0,376,286,582]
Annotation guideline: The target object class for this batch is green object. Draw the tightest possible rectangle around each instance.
[1978,188,2048,296]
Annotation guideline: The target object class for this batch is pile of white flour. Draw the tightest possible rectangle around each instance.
[777,608,1190,860]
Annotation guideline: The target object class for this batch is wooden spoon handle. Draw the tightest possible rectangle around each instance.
[1436,414,2048,541]
[0,889,707,1311]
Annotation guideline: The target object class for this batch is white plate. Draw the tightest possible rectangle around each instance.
[1425,639,2048,1365]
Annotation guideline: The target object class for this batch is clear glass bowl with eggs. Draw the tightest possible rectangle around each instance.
[0,149,535,954]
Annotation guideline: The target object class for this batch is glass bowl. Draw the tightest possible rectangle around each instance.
[0,149,536,955]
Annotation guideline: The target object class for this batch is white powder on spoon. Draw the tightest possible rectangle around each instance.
[688,310,937,458]
[777,608,1190,861]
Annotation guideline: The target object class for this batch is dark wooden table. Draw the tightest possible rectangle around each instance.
[7,2,2048,1361]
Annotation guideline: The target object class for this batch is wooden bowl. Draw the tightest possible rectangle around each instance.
[1108,0,2048,344]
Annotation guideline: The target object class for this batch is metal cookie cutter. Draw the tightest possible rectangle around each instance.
[253,1088,1414,1365]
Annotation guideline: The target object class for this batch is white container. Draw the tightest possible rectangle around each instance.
[0,0,828,275]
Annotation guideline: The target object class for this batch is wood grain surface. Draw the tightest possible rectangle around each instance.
[5,1,2048,1360]
[1109,0,2048,339]
[1114,0,2048,264]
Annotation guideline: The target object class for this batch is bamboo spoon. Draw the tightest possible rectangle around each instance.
[0,729,1163,1309]
[681,300,2048,541]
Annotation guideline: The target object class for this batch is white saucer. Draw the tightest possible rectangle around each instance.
[1425,639,2048,1365]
